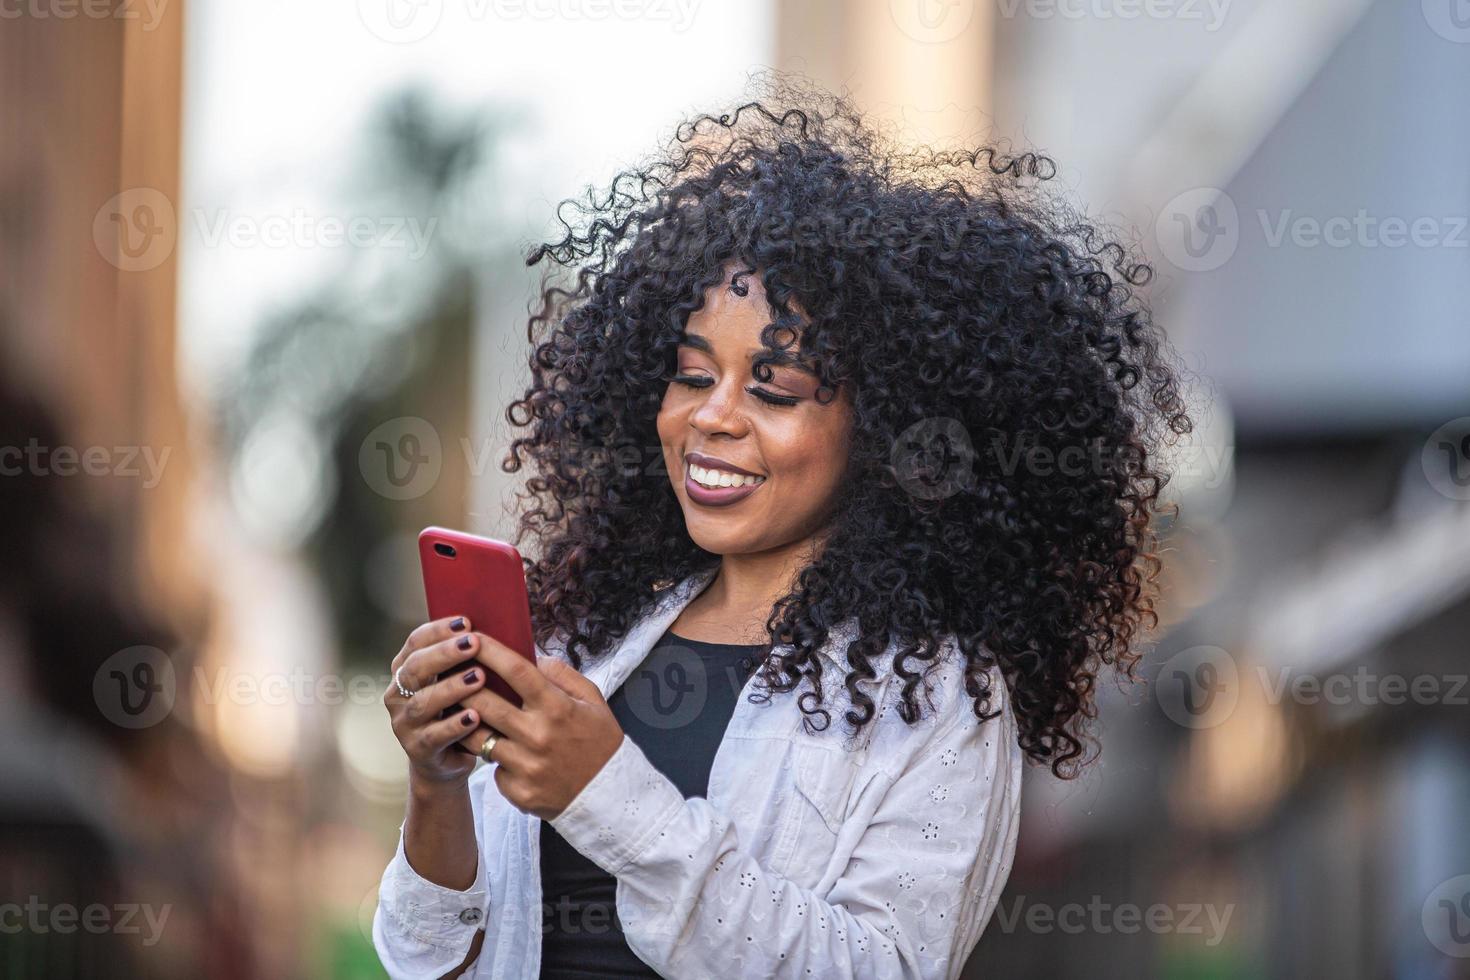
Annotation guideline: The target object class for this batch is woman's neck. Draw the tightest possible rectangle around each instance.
[676,538,823,644]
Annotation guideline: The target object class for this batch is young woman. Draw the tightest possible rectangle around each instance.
[374,75,1192,979]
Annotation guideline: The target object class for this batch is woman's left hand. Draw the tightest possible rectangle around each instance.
[454,633,625,821]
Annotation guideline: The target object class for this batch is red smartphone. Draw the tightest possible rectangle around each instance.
[418,526,536,710]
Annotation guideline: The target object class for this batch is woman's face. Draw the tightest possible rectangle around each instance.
[656,274,853,558]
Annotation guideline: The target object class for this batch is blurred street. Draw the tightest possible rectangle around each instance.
[2,1,1467,976]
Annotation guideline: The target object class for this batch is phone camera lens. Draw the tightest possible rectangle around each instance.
[434,543,457,558]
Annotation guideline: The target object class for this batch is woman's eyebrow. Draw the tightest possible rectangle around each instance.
[677,331,817,373]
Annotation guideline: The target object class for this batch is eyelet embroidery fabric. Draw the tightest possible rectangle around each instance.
[373,569,1024,979]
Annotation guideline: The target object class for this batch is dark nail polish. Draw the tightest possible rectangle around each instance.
[457,635,472,651]
[461,712,475,727]
[463,670,479,685]
[450,618,466,632]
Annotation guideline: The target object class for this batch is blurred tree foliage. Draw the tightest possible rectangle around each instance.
[217,88,524,667]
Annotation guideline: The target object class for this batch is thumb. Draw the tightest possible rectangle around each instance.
[538,655,602,703]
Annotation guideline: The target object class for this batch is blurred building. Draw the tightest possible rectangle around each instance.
[5,0,1466,977]
[963,0,1470,976]
[0,3,255,978]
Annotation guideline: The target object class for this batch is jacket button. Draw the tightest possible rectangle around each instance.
[459,907,483,925]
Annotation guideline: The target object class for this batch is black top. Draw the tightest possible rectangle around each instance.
[538,626,770,978]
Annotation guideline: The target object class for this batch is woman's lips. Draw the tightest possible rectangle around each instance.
[684,469,764,506]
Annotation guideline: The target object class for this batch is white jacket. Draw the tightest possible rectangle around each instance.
[373,565,1023,979]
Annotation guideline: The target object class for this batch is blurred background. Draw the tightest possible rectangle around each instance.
[2,0,1468,976]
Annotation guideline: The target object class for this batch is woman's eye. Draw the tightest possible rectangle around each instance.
[746,386,800,407]
[668,374,800,407]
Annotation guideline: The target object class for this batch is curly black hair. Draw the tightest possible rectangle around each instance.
[502,72,1193,778]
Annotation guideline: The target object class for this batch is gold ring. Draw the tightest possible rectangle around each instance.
[477,732,498,763]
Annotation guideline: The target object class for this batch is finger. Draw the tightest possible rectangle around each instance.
[458,684,528,742]
[537,656,601,703]
[410,705,483,758]
[395,632,482,696]
[396,664,488,727]
[467,632,550,710]
[458,724,525,769]
[391,615,472,672]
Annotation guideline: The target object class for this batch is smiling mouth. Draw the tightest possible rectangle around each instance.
[686,461,767,490]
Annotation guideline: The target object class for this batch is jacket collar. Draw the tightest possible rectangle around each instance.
[587,564,852,698]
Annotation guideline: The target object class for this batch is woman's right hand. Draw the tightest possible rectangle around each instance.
[385,615,489,789]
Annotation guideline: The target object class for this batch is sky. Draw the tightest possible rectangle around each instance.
[178,0,774,399]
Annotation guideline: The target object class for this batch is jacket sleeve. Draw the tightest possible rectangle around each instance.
[371,630,583,978]
[547,666,1023,979]
[372,749,497,979]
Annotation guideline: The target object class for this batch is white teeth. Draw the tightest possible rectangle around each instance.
[689,463,765,489]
